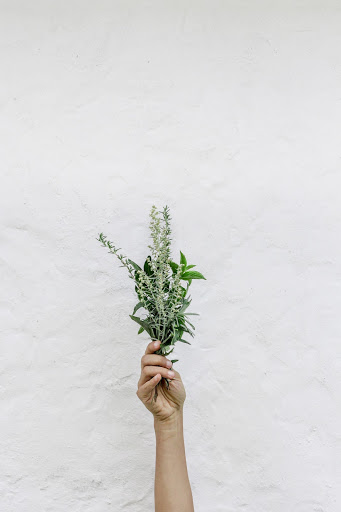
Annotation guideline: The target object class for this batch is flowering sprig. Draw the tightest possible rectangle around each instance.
[97,205,206,388]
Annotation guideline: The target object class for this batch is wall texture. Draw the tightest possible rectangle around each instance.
[1,1,341,511]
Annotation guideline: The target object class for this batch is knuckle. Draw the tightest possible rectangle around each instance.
[142,366,150,376]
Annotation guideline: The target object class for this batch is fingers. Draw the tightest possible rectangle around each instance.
[139,365,175,387]
[136,373,162,400]
[141,354,173,370]
[138,339,176,395]
[145,339,161,355]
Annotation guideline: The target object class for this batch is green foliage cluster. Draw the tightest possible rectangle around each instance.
[97,205,206,374]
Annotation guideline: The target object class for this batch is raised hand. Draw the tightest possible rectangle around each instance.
[136,340,186,423]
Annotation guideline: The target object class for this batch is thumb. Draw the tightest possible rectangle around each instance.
[137,373,162,400]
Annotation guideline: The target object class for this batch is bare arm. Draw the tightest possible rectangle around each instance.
[136,339,194,512]
[154,410,193,512]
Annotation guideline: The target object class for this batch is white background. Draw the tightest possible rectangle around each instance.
[1,2,341,511]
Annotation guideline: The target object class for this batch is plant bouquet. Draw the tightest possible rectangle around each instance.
[97,205,206,391]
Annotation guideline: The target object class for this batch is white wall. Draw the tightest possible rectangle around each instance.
[1,2,341,511]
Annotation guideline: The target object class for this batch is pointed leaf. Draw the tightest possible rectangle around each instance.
[129,315,152,336]
[171,359,178,364]
[169,261,178,273]
[144,256,153,276]
[138,326,144,334]
[185,318,196,330]
[133,302,144,315]
[178,300,191,315]
[186,264,196,270]
[179,339,191,345]
[127,259,141,272]
[181,271,206,280]
[182,325,194,337]
[180,251,187,268]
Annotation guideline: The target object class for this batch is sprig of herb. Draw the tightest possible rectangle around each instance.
[97,205,206,388]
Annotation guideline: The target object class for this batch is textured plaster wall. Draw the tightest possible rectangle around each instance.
[1,1,341,511]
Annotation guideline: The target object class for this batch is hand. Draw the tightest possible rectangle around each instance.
[136,340,186,423]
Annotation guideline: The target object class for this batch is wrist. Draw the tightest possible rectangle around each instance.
[154,409,184,436]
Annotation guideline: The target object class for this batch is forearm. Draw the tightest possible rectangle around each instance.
[154,410,194,512]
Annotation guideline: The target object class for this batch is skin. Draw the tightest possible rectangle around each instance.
[136,339,195,512]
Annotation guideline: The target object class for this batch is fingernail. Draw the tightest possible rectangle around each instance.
[154,341,160,348]
[166,360,172,368]
[168,370,175,378]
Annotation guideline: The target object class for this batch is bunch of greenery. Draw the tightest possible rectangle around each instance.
[97,205,206,388]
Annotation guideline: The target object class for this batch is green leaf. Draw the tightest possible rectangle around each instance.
[186,264,196,270]
[129,315,152,336]
[181,271,206,280]
[184,312,199,316]
[177,331,184,342]
[137,326,144,334]
[144,256,153,276]
[180,251,187,268]
[182,325,194,337]
[169,261,178,273]
[171,359,179,364]
[179,339,191,345]
[185,318,196,330]
[170,330,178,344]
[133,302,144,315]
[127,259,141,272]
[178,299,191,315]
